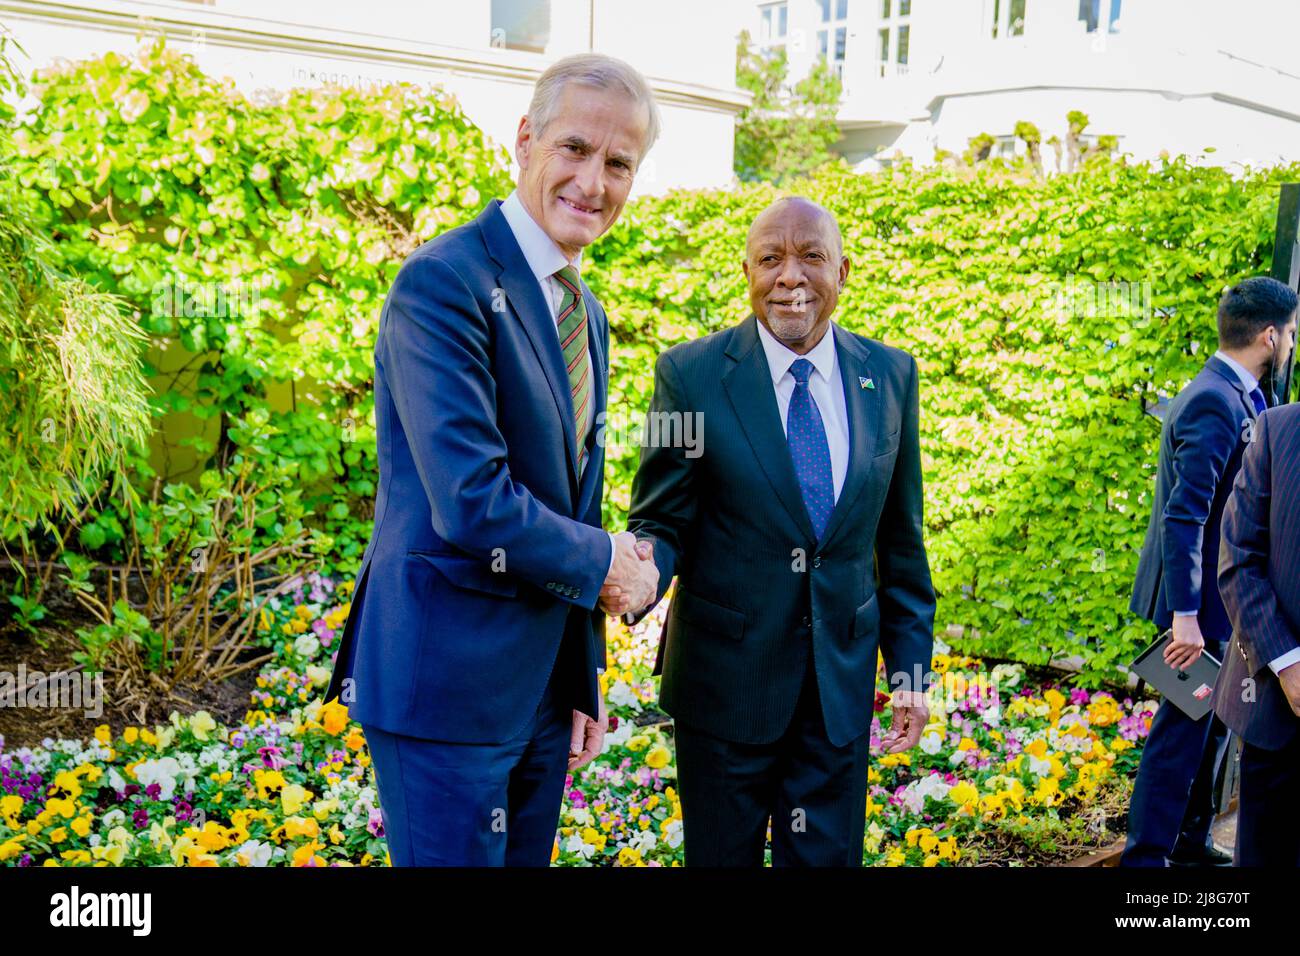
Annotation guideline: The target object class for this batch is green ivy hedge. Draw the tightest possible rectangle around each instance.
[590,160,1296,679]
[12,40,513,567]
[12,42,1298,680]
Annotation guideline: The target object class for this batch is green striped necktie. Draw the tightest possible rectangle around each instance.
[553,264,592,476]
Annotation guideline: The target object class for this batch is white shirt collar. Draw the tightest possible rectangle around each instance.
[500,190,582,283]
[1213,350,1260,393]
[756,317,838,386]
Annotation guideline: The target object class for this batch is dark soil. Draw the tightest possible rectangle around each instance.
[0,574,260,751]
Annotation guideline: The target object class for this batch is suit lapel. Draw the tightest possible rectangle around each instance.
[818,325,878,548]
[722,315,818,543]
[574,285,607,516]
[1206,355,1260,423]
[479,200,581,495]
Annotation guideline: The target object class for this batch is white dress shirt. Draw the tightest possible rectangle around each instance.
[1177,351,1300,674]
[756,319,851,502]
[499,191,616,581]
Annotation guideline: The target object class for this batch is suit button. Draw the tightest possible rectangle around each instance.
[812,556,823,568]
[801,615,811,628]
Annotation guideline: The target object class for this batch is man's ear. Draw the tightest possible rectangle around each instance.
[515,115,532,169]
[839,255,851,288]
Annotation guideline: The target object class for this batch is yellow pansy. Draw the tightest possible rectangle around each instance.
[281,784,311,815]
[320,700,350,735]
[645,745,671,770]
[949,781,979,806]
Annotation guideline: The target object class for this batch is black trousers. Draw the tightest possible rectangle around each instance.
[1235,731,1300,866]
[672,648,872,867]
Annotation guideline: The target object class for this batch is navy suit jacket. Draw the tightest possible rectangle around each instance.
[1130,355,1262,641]
[626,316,936,748]
[1214,404,1300,750]
[324,199,613,744]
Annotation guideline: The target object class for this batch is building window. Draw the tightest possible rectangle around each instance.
[818,0,850,77]
[760,2,789,45]
[876,0,911,76]
[1078,0,1121,33]
[490,0,551,53]
[991,0,1026,39]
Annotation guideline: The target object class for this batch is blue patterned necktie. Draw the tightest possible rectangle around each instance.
[1250,386,1267,416]
[786,358,834,540]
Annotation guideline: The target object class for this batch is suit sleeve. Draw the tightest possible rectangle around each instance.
[1218,409,1300,674]
[876,354,937,696]
[625,350,697,621]
[379,252,612,609]
[1161,390,1243,616]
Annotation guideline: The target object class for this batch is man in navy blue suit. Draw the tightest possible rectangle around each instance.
[1217,401,1300,866]
[1124,277,1297,867]
[324,55,662,866]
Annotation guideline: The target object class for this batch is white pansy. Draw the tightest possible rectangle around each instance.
[606,680,640,711]
[134,756,183,800]
[603,720,635,749]
[919,731,943,755]
[565,833,596,860]
[235,839,274,867]
[914,773,952,803]
[101,809,126,829]
[568,806,594,827]
[662,819,683,849]
[294,634,321,659]
[106,767,127,794]
[899,785,925,814]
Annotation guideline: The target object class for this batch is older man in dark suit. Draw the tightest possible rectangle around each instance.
[609,197,935,866]
[1216,400,1300,866]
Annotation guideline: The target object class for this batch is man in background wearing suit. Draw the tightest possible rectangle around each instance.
[1217,400,1300,866]
[1123,276,1298,866]
[324,55,661,866]
[610,197,936,866]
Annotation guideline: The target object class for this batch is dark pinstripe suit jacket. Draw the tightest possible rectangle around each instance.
[1214,403,1300,750]
[626,315,936,748]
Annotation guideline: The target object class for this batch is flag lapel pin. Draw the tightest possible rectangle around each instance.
[860,376,874,390]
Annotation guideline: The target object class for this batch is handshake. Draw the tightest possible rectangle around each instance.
[599,531,659,618]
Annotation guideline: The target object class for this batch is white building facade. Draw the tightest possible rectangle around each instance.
[0,0,748,194]
[749,0,1300,171]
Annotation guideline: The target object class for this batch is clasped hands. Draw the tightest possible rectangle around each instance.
[599,531,657,617]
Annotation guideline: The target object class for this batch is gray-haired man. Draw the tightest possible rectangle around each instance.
[326,54,662,866]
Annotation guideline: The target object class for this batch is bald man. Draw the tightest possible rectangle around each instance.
[613,197,936,866]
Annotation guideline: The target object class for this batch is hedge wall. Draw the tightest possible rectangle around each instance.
[12,42,1298,679]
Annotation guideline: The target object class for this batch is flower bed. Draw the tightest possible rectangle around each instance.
[0,571,1153,866]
